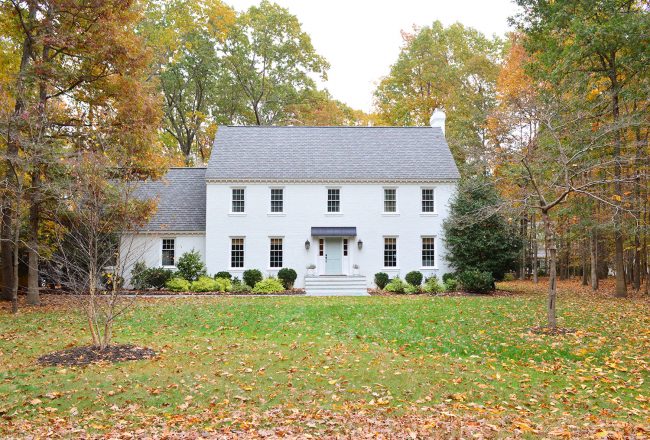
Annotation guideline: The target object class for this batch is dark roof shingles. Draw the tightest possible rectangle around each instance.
[205,126,460,181]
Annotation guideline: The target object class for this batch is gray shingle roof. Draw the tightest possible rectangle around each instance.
[134,168,206,232]
[206,126,460,181]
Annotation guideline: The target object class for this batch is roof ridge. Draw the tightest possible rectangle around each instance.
[223,125,437,129]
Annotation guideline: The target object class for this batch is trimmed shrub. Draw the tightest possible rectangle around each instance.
[166,277,190,292]
[422,276,444,294]
[190,276,218,292]
[214,277,232,292]
[442,272,456,284]
[141,267,174,289]
[404,284,420,294]
[176,250,207,282]
[374,272,390,290]
[385,277,407,293]
[231,279,252,293]
[444,278,458,292]
[131,261,148,290]
[277,268,297,289]
[457,269,494,294]
[405,271,423,286]
[243,269,263,287]
[215,271,232,280]
[252,277,285,294]
[503,272,516,282]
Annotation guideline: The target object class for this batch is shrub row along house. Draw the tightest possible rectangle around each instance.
[121,110,459,295]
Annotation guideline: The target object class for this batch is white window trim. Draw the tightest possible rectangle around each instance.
[382,186,399,215]
[269,186,285,215]
[325,186,342,214]
[420,235,438,269]
[229,236,246,271]
[268,236,284,270]
[161,238,176,268]
[230,186,246,215]
[420,186,437,216]
[382,235,399,270]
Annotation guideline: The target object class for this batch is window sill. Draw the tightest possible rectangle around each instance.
[228,213,247,217]
[420,213,438,217]
[383,267,400,271]
[382,212,400,217]
[325,213,343,217]
[420,267,439,270]
[162,265,176,269]
[267,213,286,217]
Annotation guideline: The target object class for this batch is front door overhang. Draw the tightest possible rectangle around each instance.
[311,226,357,237]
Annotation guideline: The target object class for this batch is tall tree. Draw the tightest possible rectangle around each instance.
[140,0,236,165]
[221,0,329,125]
[512,0,650,297]
[373,22,503,168]
[0,0,163,309]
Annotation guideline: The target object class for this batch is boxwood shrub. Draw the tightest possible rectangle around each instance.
[405,271,423,286]
[374,272,389,290]
[243,269,263,287]
[277,268,297,289]
[215,271,232,280]
[457,269,494,294]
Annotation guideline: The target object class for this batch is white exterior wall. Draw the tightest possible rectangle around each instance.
[120,233,205,287]
[205,182,456,287]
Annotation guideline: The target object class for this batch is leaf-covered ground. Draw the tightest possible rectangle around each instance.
[1,279,648,438]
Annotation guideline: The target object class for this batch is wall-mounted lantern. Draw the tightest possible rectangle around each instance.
[305,240,311,250]
[357,239,363,250]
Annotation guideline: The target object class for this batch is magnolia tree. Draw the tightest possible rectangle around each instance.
[49,155,154,349]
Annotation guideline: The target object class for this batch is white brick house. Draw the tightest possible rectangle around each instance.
[123,111,460,294]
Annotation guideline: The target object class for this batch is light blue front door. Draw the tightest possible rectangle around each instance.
[325,238,342,274]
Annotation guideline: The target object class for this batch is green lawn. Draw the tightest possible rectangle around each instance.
[1,285,649,436]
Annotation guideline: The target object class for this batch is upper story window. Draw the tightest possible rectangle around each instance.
[422,188,435,213]
[232,188,245,213]
[327,188,340,213]
[384,237,397,267]
[231,238,244,268]
[162,238,175,266]
[270,238,283,268]
[384,188,397,213]
[422,237,435,267]
[270,188,283,213]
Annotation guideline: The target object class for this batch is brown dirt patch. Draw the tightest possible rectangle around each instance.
[37,344,156,366]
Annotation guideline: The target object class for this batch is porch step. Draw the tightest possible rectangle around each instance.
[304,275,369,296]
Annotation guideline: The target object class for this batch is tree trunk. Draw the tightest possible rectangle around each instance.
[543,211,557,329]
[582,238,589,286]
[27,175,40,305]
[590,227,599,291]
[532,213,538,284]
[610,69,627,298]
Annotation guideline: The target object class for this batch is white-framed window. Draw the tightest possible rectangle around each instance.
[162,238,175,266]
[232,188,245,213]
[343,238,349,256]
[270,237,283,268]
[231,237,244,268]
[422,188,435,213]
[384,188,397,213]
[327,188,340,213]
[270,188,283,213]
[422,236,435,267]
[319,238,324,256]
[384,237,397,268]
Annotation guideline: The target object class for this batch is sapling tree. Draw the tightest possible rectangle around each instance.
[50,154,154,349]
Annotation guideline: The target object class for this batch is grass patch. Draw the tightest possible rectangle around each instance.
[1,282,649,436]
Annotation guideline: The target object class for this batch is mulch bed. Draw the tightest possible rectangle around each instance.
[37,344,156,366]
[368,289,517,297]
[40,288,306,296]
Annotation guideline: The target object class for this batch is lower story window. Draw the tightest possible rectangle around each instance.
[384,237,397,267]
[319,239,324,256]
[231,238,244,268]
[270,238,283,268]
[343,239,348,256]
[162,238,175,266]
[422,237,435,267]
